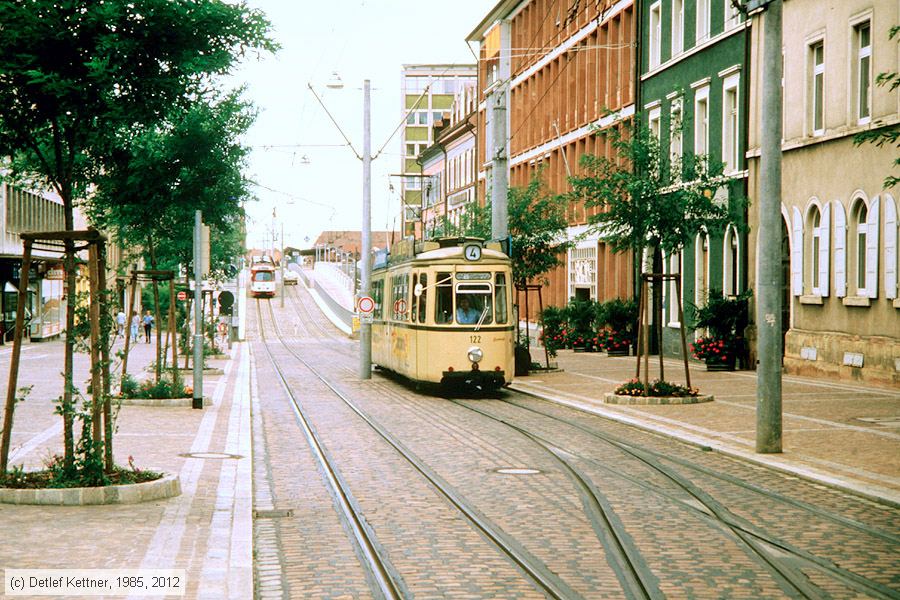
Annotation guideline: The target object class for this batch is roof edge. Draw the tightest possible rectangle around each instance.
[466,0,521,42]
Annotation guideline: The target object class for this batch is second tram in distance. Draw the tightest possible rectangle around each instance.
[370,237,515,391]
[250,262,277,298]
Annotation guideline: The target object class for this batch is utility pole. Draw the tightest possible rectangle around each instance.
[489,19,511,241]
[192,210,203,410]
[755,0,783,452]
[361,79,372,379]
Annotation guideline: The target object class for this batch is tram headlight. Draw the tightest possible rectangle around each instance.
[467,346,483,364]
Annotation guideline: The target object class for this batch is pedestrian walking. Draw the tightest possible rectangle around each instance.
[142,310,154,343]
[116,310,126,337]
[129,311,139,342]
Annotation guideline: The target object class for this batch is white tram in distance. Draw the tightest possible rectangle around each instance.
[370,237,515,391]
[250,263,277,298]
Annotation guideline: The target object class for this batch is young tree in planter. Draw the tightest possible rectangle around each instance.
[570,124,743,383]
[0,0,274,474]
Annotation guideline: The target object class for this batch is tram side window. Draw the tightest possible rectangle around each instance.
[392,274,409,321]
[494,273,508,324]
[371,279,383,319]
[435,272,453,324]
[411,274,418,323]
[417,273,427,323]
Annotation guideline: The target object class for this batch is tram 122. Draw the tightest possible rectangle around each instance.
[370,237,515,391]
[250,263,277,298]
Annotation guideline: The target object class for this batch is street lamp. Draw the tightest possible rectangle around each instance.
[309,76,372,380]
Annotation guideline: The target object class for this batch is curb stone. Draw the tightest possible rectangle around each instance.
[0,472,181,505]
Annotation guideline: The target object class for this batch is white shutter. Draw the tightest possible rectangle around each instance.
[885,195,897,299]
[834,202,847,297]
[819,203,830,297]
[791,207,803,296]
[865,196,880,298]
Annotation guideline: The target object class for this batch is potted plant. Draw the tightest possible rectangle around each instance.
[538,305,567,358]
[596,298,638,356]
[690,290,751,371]
[566,298,596,351]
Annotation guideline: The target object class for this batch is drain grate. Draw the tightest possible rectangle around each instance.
[254,509,294,519]
[494,467,542,475]
[856,417,900,427]
[179,452,244,459]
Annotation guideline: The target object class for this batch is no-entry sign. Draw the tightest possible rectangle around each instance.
[177,291,187,301]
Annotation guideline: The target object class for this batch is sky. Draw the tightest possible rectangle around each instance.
[230,0,493,252]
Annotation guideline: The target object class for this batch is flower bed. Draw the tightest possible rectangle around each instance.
[605,379,713,405]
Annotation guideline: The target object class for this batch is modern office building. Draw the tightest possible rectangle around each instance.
[399,64,477,238]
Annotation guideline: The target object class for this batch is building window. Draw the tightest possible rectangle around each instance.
[672,0,684,56]
[405,176,422,190]
[806,205,823,294]
[722,76,739,173]
[666,251,682,325]
[694,232,710,308]
[694,86,709,155]
[855,21,872,124]
[648,106,661,140]
[670,98,683,179]
[696,0,710,43]
[724,0,740,30]
[723,225,740,296]
[650,2,662,69]
[810,40,825,135]
[850,199,868,295]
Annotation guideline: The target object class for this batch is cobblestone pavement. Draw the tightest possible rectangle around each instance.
[0,334,252,599]
[251,284,899,599]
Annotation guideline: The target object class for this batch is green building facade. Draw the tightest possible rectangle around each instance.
[639,0,749,359]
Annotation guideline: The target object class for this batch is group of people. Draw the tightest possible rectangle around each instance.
[115,310,155,343]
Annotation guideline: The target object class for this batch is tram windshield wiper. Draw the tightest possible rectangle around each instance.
[474,305,489,331]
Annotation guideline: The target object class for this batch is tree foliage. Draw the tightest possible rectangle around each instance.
[570,124,739,257]
[507,173,573,287]
[853,25,900,189]
[87,91,254,272]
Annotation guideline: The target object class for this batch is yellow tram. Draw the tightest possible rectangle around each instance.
[370,237,515,391]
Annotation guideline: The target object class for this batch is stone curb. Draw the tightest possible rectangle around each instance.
[0,472,181,505]
[118,397,212,407]
[603,392,714,405]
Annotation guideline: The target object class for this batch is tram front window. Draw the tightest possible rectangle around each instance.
[455,289,492,325]
[254,272,274,282]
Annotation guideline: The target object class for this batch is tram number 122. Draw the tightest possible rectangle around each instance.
[470,335,481,343]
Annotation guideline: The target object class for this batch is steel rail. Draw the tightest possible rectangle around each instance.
[255,299,404,600]
[261,299,583,600]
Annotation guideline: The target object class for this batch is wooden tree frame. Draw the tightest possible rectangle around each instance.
[0,230,113,472]
[634,272,692,396]
[515,283,551,370]
[119,270,178,392]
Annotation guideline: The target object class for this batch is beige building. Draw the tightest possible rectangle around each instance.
[747,0,899,386]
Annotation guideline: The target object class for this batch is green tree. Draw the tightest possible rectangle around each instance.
[570,123,741,377]
[853,25,899,189]
[0,0,274,474]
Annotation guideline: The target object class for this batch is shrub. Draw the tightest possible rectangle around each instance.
[614,378,699,397]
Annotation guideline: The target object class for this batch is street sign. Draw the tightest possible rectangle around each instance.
[177,291,187,301]
[218,290,234,309]
[357,295,375,314]
[359,313,373,324]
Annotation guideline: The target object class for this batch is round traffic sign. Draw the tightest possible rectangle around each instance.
[177,291,187,301]
[357,296,375,313]
[393,298,407,314]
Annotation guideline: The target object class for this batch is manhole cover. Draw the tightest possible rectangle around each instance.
[254,509,294,519]
[179,452,244,459]
[495,467,542,475]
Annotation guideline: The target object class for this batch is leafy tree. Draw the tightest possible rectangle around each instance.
[854,25,900,189]
[0,0,274,474]
[570,123,742,378]
[432,200,492,240]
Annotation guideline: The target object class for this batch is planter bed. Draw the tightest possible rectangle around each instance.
[604,392,714,405]
[118,397,211,407]
[176,367,225,376]
[0,472,180,505]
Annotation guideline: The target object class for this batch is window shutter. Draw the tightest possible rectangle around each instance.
[791,207,803,296]
[885,195,897,299]
[819,203,830,297]
[834,202,847,297]
[865,197,880,298]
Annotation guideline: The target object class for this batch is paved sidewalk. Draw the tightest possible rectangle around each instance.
[0,337,252,599]
[512,349,900,506]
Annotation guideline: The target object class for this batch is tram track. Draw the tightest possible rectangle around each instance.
[447,392,900,600]
[256,298,584,600]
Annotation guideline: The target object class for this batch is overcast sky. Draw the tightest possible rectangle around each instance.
[230,0,491,252]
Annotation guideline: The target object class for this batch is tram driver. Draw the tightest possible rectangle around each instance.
[456,295,481,324]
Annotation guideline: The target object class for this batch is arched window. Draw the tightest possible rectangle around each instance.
[694,232,710,307]
[852,200,868,294]
[803,202,829,296]
[723,225,740,296]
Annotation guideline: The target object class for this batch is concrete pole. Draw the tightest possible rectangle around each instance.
[756,0,783,453]
[193,210,203,409]
[360,79,372,379]
[490,19,511,242]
